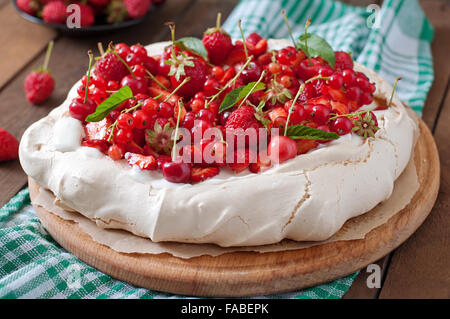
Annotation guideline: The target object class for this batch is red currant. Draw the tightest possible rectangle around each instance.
[133,110,151,129]
[277,46,297,65]
[157,101,173,118]
[182,111,196,129]
[342,69,356,86]
[198,108,214,123]
[120,75,148,95]
[117,113,134,129]
[359,92,373,105]
[311,104,330,125]
[330,117,353,135]
[328,73,344,89]
[142,98,158,115]
[345,86,362,101]
[108,144,125,161]
[211,66,224,80]
[240,61,262,84]
[115,128,134,144]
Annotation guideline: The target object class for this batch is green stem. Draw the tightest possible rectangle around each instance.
[84,50,94,104]
[42,40,54,72]
[304,19,311,66]
[281,10,297,49]
[284,74,328,136]
[172,99,183,161]
[239,70,266,108]
[238,20,249,60]
[388,77,402,108]
[164,77,190,102]
[208,57,252,108]
[110,44,135,79]
[97,42,105,57]
[146,70,168,90]
[284,83,305,136]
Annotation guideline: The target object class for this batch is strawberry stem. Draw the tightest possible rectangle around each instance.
[166,22,176,46]
[239,70,266,108]
[84,50,94,104]
[42,40,54,72]
[238,20,249,60]
[172,99,183,161]
[388,77,402,108]
[164,77,190,102]
[281,10,297,49]
[216,12,222,29]
[97,42,105,56]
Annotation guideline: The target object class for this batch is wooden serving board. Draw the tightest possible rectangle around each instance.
[28,116,440,297]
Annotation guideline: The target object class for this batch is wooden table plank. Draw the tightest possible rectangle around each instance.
[419,0,450,129]
[0,0,193,206]
[379,83,450,299]
[0,3,57,90]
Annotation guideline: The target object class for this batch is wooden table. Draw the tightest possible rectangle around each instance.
[0,0,448,298]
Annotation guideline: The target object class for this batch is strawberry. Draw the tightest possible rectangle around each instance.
[24,41,55,104]
[78,3,95,27]
[42,1,67,24]
[125,152,157,170]
[245,32,267,57]
[224,105,261,132]
[17,0,39,15]
[94,52,129,82]
[191,166,220,183]
[84,118,113,141]
[0,129,19,162]
[202,13,233,65]
[123,0,151,19]
[295,139,318,155]
[223,43,246,66]
[249,152,271,173]
[168,51,207,97]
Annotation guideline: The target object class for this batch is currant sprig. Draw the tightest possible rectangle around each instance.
[205,56,252,108]
[284,74,330,135]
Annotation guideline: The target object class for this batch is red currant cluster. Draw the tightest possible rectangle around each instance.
[69,18,380,184]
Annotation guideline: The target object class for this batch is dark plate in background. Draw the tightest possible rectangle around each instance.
[11,0,153,36]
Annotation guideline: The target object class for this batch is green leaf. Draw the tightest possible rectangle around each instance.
[174,37,208,60]
[286,125,339,140]
[85,86,134,122]
[219,82,266,113]
[298,33,335,68]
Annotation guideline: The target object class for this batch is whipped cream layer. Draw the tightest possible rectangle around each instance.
[19,40,417,247]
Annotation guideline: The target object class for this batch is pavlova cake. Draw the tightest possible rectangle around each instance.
[19,18,417,247]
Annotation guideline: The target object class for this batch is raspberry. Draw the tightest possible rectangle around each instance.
[94,52,128,82]
[42,1,67,24]
[0,128,19,162]
[123,0,151,19]
[202,13,233,64]
[17,0,39,15]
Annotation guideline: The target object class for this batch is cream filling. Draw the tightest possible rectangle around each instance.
[19,39,417,247]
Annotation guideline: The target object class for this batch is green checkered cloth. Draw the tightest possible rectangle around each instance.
[0,0,433,299]
[223,0,434,116]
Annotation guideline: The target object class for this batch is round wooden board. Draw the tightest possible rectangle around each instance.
[29,116,440,297]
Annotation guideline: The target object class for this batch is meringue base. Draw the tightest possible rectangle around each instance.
[28,115,439,297]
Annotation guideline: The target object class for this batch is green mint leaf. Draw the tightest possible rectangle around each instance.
[85,86,134,122]
[219,82,266,113]
[174,37,208,60]
[298,33,335,68]
[286,125,339,140]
